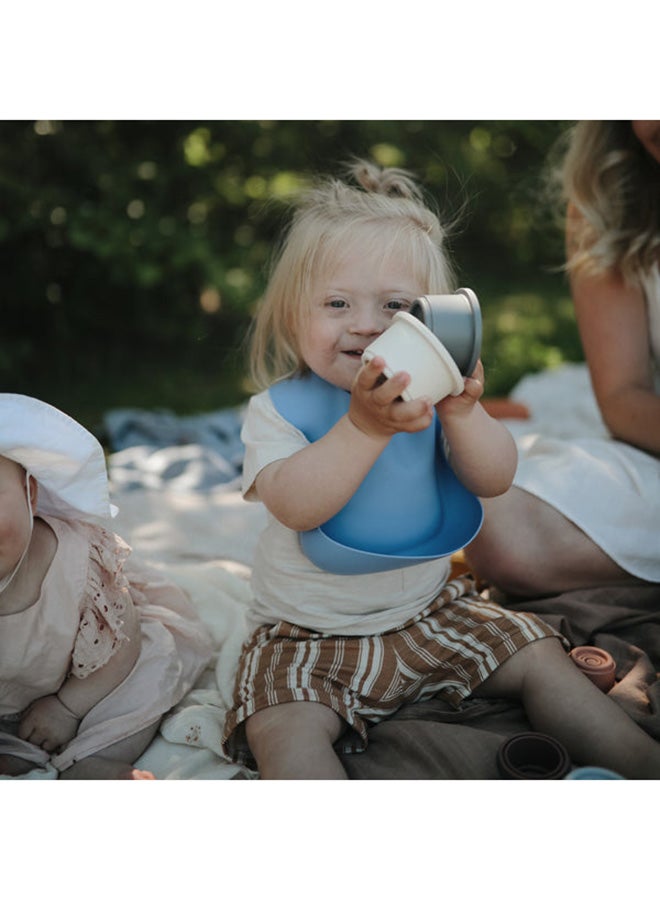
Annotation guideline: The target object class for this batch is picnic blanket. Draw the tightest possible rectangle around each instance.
[11,363,659,779]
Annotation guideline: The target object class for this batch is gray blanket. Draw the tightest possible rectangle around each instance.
[345,583,660,779]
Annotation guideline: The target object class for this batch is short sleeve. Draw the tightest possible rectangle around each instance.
[240,390,308,500]
[71,526,132,679]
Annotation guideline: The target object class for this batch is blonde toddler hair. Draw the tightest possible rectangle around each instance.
[248,159,456,390]
[557,121,660,282]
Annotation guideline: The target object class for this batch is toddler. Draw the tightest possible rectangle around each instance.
[221,159,660,779]
[0,393,213,779]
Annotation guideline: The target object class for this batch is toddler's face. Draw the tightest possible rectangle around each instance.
[298,243,425,391]
[0,456,33,587]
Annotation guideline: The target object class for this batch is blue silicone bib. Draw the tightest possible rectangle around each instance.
[269,373,483,574]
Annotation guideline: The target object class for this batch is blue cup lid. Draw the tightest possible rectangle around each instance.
[565,766,625,780]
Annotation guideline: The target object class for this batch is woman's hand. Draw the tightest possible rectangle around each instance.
[348,355,434,439]
[18,694,80,753]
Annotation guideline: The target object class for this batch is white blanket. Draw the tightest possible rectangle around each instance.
[12,362,601,780]
[123,488,267,779]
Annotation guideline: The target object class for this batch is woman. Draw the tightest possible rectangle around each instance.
[466,121,660,596]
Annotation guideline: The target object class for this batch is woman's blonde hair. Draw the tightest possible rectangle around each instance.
[247,159,456,390]
[555,121,660,281]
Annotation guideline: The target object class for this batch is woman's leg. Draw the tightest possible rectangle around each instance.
[58,721,161,780]
[475,637,660,778]
[465,487,637,596]
[245,701,347,780]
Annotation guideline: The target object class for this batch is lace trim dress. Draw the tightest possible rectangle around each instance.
[0,515,213,772]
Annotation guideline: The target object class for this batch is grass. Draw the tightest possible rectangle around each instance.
[18,271,584,443]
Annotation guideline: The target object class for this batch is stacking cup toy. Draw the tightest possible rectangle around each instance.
[362,311,464,404]
[569,646,617,693]
[496,732,572,780]
[409,287,482,376]
[565,766,625,780]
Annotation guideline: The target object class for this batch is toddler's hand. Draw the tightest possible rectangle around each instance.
[435,358,485,419]
[349,356,434,439]
[18,694,81,753]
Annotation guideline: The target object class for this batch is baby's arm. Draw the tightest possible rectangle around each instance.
[256,356,434,531]
[436,360,518,497]
[18,597,141,753]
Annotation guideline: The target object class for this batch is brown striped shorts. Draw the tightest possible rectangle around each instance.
[221,576,560,767]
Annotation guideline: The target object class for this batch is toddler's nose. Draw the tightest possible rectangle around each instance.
[349,309,385,336]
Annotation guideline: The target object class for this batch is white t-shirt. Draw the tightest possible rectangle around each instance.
[241,390,451,636]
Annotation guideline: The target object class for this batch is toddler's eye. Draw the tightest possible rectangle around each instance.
[327,298,347,309]
[385,298,409,311]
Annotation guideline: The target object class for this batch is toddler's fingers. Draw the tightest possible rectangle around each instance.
[392,395,433,428]
[355,355,386,389]
[373,370,411,405]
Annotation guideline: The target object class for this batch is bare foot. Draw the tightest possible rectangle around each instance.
[128,768,156,780]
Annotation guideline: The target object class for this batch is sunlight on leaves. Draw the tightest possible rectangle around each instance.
[269,171,307,199]
[469,128,491,153]
[199,287,222,314]
[183,128,212,167]
[370,143,405,167]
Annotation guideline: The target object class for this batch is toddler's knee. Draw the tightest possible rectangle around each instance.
[245,702,343,758]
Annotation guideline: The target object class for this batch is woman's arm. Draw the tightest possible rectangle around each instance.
[567,210,660,454]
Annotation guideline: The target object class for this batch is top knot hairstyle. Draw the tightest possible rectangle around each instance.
[248,158,456,390]
[344,159,425,199]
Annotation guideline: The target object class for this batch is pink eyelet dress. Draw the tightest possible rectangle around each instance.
[0,514,213,773]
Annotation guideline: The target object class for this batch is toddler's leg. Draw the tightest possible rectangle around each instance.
[59,721,161,780]
[245,701,347,779]
[475,637,660,778]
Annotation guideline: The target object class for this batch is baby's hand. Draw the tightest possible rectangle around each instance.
[18,694,81,753]
[349,355,434,439]
[435,359,485,419]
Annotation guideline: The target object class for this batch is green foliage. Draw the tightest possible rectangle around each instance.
[0,120,580,432]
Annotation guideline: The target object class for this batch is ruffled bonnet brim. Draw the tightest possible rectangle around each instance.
[1,393,117,524]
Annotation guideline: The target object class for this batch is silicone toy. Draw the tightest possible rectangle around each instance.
[565,766,625,780]
[496,732,572,779]
[269,373,483,575]
[409,288,482,376]
[569,646,617,692]
[362,312,464,404]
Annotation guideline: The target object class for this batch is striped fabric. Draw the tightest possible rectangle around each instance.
[222,576,560,766]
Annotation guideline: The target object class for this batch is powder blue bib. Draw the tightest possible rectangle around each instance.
[269,373,483,575]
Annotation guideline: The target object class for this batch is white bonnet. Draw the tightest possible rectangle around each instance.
[0,393,117,524]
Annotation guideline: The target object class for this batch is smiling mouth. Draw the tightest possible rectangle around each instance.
[343,349,364,357]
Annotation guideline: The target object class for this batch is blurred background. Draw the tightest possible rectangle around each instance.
[1,120,582,437]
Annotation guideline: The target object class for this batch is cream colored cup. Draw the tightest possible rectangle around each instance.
[361,311,464,404]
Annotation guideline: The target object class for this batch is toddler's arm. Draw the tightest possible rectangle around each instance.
[18,597,141,753]
[255,356,434,531]
[436,360,518,497]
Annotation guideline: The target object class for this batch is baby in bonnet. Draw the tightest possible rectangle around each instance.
[0,393,212,779]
